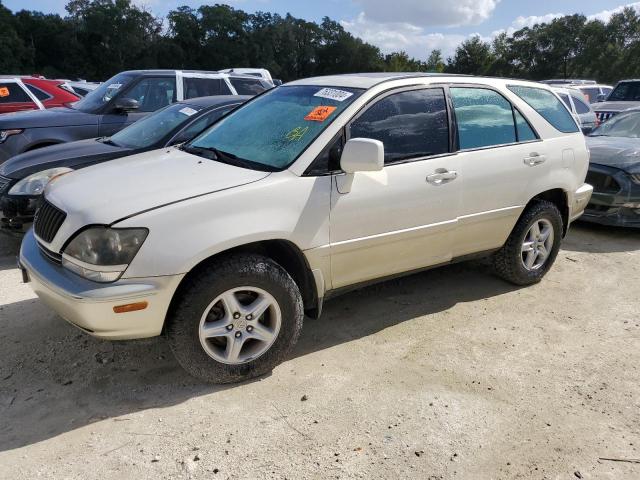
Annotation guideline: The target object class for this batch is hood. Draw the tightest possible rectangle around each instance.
[0,107,97,129]
[587,136,640,173]
[593,101,640,113]
[44,147,271,226]
[0,138,129,179]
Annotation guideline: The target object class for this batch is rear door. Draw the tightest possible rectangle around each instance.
[99,76,177,136]
[0,82,39,114]
[328,86,461,289]
[448,85,547,257]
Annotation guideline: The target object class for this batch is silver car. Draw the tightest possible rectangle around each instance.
[553,87,597,133]
[593,79,640,123]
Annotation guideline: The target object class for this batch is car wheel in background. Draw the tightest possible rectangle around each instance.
[166,254,304,383]
[492,200,563,286]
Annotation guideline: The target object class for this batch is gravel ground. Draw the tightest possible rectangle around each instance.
[0,223,639,480]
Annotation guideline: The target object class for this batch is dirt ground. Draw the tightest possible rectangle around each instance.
[0,223,639,480]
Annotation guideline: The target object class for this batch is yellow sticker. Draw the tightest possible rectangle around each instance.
[285,126,309,141]
[0,87,9,98]
[305,105,337,122]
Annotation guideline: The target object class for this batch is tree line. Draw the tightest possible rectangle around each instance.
[0,0,638,84]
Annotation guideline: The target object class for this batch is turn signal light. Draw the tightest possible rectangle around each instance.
[113,301,148,314]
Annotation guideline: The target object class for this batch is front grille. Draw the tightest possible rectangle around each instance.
[37,242,62,264]
[595,111,616,122]
[585,170,621,193]
[34,199,66,243]
[0,175,11,194]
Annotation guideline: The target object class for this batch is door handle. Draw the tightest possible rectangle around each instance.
[524,153,547,166]
[426,169,458,185]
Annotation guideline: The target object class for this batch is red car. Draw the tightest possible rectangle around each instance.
[0,77,80,114]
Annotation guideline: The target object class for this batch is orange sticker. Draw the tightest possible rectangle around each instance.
[0,87,9,98]
[305,105,337,122]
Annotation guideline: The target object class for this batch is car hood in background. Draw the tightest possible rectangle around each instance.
[0,138,130,179]
[0,107,98,129]
[587,136,640,174]
[44,147,271,227]
[593,101,640,113]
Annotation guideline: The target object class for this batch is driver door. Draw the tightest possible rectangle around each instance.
[329,87,461,289]
[99,77,177,137]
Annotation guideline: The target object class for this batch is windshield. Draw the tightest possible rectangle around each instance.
[188,85,363,170]
[110,103,204,149]
[70,73,134,112]
[607,82,640,102]
[590,111,640,138]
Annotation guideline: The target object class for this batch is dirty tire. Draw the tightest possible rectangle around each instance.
[492,200,563,286]
[166,254,304,384]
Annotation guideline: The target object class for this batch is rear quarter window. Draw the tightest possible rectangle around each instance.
[508,85,579,133]
[229,78,270,95]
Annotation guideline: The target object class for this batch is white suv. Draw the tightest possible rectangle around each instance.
[19,74,593,383]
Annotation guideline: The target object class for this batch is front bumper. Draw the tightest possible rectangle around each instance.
[19,229,184,339]
[581,164,640,228]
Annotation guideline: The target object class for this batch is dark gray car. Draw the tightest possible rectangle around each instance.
[0,70,272,164]
[584,108,640,227]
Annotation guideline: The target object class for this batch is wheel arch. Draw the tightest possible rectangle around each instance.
[165,239,321,332]
[528,188,569,236]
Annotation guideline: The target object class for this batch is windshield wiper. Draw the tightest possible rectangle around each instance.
[180,144,278,172]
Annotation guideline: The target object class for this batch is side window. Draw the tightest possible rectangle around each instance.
[558,93,573,111]
[573,96,591,114]
[229,78,270,95]
[123,77,176,112]
[582,88,600,103]
[183,78,232,99]
[0,83,33,103]
[514,110,537,142]
[508,85,579,133]
[450,87,516,149]
[179,107,235,141]
[349,88,449,164]
[25,84,52,101]
[306,132,345,175]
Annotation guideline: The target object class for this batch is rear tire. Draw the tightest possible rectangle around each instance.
[166,254,304,383]
[492,200,563,286]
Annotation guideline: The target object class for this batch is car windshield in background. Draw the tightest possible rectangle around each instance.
[70,73,133,112]
[110,103,204,149]
[590,111,640,138]
[188,85,363,170]
[607,82,640,102]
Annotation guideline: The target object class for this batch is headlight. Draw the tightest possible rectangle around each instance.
[62,227,148,282]
[0,129,23,144]
[9,167,74,196]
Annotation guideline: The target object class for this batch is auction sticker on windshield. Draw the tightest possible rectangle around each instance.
[179,107,198,116]
[314,88,353,102]
[305,106,337,122]
[0,87,9,97]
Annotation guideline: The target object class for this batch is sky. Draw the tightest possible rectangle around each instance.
[3,0,639,59]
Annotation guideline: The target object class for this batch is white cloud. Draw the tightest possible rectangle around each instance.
[587,2,640,22]
[352,0,500,28]
[341,13,474,59]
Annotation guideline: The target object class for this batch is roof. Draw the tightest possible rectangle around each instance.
[178,95,253,108]
[287,72,464,89]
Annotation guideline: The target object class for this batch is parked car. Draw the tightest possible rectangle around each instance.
[19,74,592,383]
[541,79,596,86]
[583,108,640,227]
[0,95,250,230]
[571,84,613,104]
[593,79,640,123]
[0,69,271,164]
[553,87,597,133]
[0,77,80,115]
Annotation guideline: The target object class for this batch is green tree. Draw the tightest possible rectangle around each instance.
[425,49,445,72]
[446,36,494,74]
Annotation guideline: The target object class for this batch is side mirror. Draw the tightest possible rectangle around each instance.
[114,98,140,113]
[340,138,384,174]
[596,94,607,103]
[272,79,283,86]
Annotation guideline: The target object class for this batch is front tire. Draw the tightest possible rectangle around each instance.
[492,200,563,286]
[166,254,304,383]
